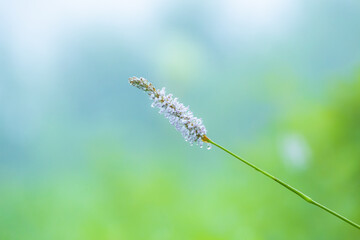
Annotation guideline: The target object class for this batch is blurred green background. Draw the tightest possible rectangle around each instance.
[1,0,360,239]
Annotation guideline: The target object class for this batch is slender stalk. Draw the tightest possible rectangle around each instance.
[206,138,360,230]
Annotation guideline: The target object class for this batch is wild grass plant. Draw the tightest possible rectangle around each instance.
[129,76,360,230]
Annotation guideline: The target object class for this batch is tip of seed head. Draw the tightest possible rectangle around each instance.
[129,76,139,84]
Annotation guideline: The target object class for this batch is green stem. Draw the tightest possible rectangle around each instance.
[207,138,360,230]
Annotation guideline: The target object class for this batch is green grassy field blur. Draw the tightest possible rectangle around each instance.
[1,73,359,239]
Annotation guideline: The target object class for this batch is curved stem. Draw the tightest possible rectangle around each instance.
[206,138,360,230]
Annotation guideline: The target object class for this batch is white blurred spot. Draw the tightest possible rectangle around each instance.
[280,133,311,170]
[212,0,301,42]
[1,0,166,71]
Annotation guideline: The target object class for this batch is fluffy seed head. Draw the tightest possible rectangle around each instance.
[129,76,211,149]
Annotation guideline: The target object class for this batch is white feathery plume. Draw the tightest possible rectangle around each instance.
[129,76,211,149]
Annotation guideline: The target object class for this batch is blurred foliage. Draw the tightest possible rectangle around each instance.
[1,1,360,239]
[1,73,360,239]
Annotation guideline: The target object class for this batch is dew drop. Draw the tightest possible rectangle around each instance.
[151,102,155,108]
[200,145,203,148]
[207,144,212,150]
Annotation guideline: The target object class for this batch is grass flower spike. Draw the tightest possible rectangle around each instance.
[129,76,360,230]
[129,77,210,149]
